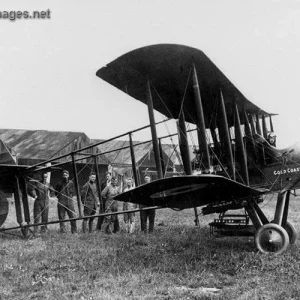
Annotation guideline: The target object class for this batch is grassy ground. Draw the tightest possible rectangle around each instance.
[1,193,300,299]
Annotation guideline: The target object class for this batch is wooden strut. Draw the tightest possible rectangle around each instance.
[177,111,192,175]
[245,202,263,230]
[93,156,103,213]
[269,115,274,132]
[262,115,268,139]
[218,90,235,180]
[71,153,82,217]
[281,190,290,228]
[94,155,105,230]
[243,110,257,160]
[19,176,30,224]
[252,113,266,165]
[0,206,163,233]
[245,191,291,232]
[27,119,171,171]
[234,103,249,186]
[129,133,139,186]
[251,200,269,225]
[255,113,262,136]
[210,127,220,160]
[158,138,166,177]
[274,190,291,226]
[177,111,199,226]
[13,176,23,226]
[146,79,163,179]
[249,114,257,135]
[192,64,210,172]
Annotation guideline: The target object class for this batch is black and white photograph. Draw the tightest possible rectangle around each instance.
[1,1,300,299]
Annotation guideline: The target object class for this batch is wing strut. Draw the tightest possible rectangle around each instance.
[243,110,257,160]
[234,104,249,185]
[210,127,220,158]
[249,114,257,135]
[129,133,139,186]
[71,153,83,217]
[262,115,268,139]
[158,138,166,177]
[218,90,235,180]
[269,115,274,132]
[255,114,262,135]
[177,111,199,225]
[146,79,163,179]
[177,111,192,175]
[192,64,210,172]
[13,176,23,226]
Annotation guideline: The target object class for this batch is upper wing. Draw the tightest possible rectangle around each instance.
[115,175,263,210]
[96,44,274,126]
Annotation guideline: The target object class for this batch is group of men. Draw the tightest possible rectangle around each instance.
[28,170,156,235]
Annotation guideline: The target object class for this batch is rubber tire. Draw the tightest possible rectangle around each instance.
[284,221,297,244]
[270,220,297,245]
[255,223,289,255]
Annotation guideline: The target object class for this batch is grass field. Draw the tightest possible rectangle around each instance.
[1,193,300,300]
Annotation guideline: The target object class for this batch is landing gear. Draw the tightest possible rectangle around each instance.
[246,190,295,254]
[255,223,289,255]
[270,220,297,244]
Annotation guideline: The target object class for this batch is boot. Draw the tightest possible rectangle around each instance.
[89,220,93,233]
[60,223,67,234]
[129,222,135,234]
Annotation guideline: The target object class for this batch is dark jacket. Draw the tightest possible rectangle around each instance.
[28,180,54,203]
[81,182,98,209]
[101,180,110,191]
[55,180,75,204]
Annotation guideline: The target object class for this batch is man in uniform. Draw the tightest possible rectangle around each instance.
[96,171,112,230]
[55,170,77,233]
[101,177,120,234]
[28,172,54,234]
[123,177,137,233]
[81,172,99,233]
[140,174,155,233]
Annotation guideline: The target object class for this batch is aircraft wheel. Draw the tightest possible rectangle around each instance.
[255,223,289,255]
[270,220,297,244]
[284,221,297,244]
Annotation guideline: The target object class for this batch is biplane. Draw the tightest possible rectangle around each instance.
[0,44,299,255]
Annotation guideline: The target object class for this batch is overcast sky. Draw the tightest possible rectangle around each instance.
[0,0,299,147]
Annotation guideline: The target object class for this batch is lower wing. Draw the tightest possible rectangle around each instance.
[115,175,264,210]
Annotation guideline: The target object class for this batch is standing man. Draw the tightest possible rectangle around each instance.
[28,172,54,234]
[123,178,137,233]
[55,170,77,233]
[140,174,155,233]
[81,172,99,233]
[96,171,112,230]
[101,177,120,234]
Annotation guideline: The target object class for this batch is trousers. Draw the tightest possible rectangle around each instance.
[102,199,119,234]
[33,199,49,233]
[57,201,77,233]
[140,209,155,233]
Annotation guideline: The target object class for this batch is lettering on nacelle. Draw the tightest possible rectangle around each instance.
[273,167,300,175]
